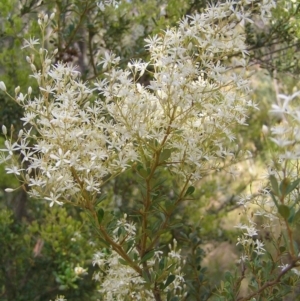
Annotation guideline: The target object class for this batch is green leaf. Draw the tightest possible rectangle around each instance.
[142,270,151,284]
[97,208,104,224]
[148,138,159,148]
[285,178,300,196]
[164,274,175,289]
[270,175,279,196]
[126,240,135,253]
[141,250,155,263]
[270,191,279,207]
[279,246,286,254]
[159,212,166,222]
[179,231,188,240]
[95,194,107,207]
[159,258,166,271]
[288,207,295,223]
[279,178,290,196]
[118,258,129,266]
[185,186,195,197]
[293,209,300,223]
[293,240,299,256]
[137,165,148,178]
[278,205,290,220]
[159,148,172,163]
[169,222,183,229]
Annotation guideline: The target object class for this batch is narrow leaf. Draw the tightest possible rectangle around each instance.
[185,186,195,197]
[164,274,176,289]
[159,148,172,163]
[142,270,151,284]
[270,191,278,207]
[278,205,290,220]
[293,209,300,223]
[141,250,155,263]
[95,194,107,207]
[269,175,279,196]
[159,258,165,271]
[137,165,148,178]
[118,258,129,266]
[279,178,290,196]
[286,178,300,196]
[97,208,104,224]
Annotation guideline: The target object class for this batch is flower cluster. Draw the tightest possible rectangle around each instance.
[242,90,300,225]
[1,0,276,206]
[1,58,137,206]
[92,217,185,300]
[97,0,119,12]
[234,90,300,288]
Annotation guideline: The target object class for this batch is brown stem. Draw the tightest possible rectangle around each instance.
[237,256,300,301]
[88,204,143,275]
[63,3,90,51]
[99,224,142,275]
[70,167,142,274]
[88,29,97,76]
[153,283,162,301]
[285,219,295,257]
[140,108,177,256]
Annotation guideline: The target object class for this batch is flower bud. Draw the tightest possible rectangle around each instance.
[15,86,20,94]
[5,188,14,192]
[0,81,7,92]
[31,64,37,72]
[262,124,269,135]
[18,129,23,138]
[28,86,32,95]
[2,125,7,135]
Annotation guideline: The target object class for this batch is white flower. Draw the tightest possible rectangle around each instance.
[253,239,265,255]
[84,176,101,192]
[98,51,120,69]
[50,148,70,167]
[5,166,23,175]
[238,254,249,263]
[21,37,40,49]
[279,264,290,272]
[74,266,87,276]
[44,192,63,207]
[292,268,300,277]
[97,0,119,11]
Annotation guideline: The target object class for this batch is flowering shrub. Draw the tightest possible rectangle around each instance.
[4,0,300,300]
[225,91,300,301]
